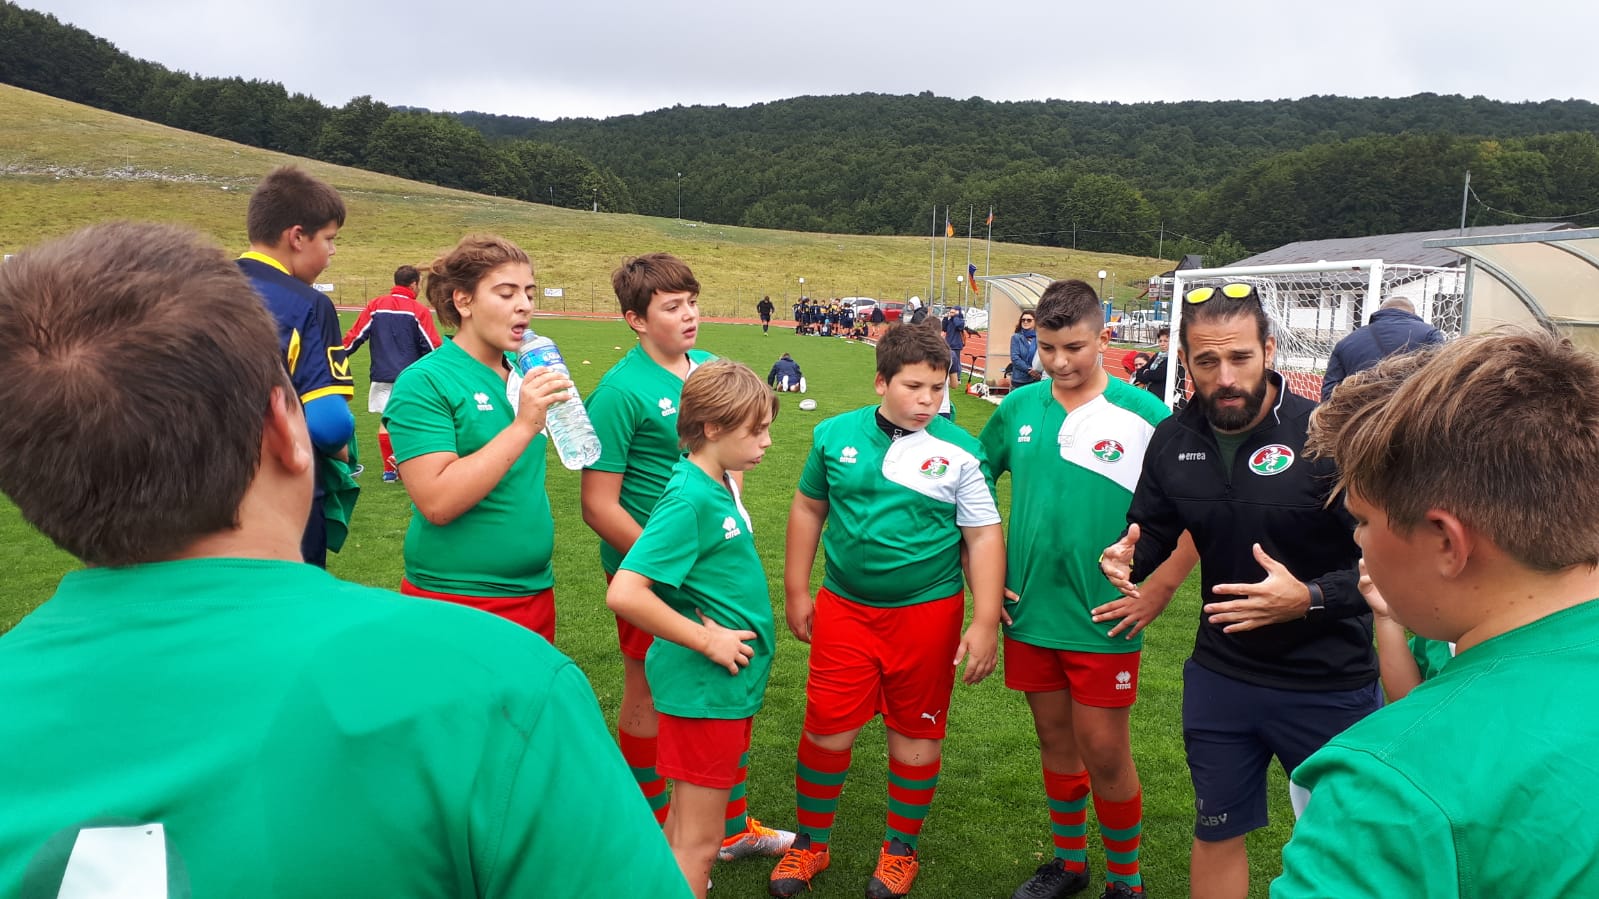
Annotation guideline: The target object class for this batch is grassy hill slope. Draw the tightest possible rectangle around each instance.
[0,84,1170,314]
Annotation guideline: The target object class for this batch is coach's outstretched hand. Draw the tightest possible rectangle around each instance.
[1205,543,1314,633]
[698,611,758,675]
[954,623,998,685]
[1099,524,1141,598]
[1091,589,1173,639]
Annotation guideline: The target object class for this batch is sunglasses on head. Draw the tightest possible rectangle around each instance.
[1184,283,1258,304]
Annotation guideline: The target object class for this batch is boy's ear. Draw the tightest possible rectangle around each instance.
[622,309,648,335]
[702,422,724,442]
[1428,509,1475,579]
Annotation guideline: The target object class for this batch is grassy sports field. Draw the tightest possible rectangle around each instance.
[0,315,1298,897]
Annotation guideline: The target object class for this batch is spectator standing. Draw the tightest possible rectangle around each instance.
[1319,297,1444,402]
[1010,312,1040,388]
[344,265,444,482]
[943,305,970,390]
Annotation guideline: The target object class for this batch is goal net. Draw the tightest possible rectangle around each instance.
[1151,260,1465,410]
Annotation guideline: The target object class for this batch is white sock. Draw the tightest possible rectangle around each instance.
[799,377,807,394]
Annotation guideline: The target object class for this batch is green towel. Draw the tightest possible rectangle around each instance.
[319,435,361,554]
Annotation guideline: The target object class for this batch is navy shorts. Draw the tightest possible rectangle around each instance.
[1181,659,1381,842]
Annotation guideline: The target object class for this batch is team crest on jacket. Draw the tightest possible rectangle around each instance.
[1091,439,1124,463]
[1249,444,1295,476]
[920,456,950,478]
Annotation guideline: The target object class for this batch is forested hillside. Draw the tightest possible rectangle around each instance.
[5,0,1597,259]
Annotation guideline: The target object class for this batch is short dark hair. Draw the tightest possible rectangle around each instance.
[0,223,285,565]
[393,265,420,288]
[1179,283,1270,353]
[1157,325,1171,340]
[245,165,346,246]
[876,322,948,381]
[422,235,531,329]
[611,253,700,320]
[1035,279,1102,331]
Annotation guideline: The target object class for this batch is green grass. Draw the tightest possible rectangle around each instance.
[0,84,1171,318]
[0,317,1298,896]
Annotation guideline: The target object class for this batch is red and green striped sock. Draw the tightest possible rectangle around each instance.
[1043,767,1090,872]
[885,756,941,851]
[795,734,850,850]
[1096,789,1144,891]
[724,751,750,839]
[618,729,669,826]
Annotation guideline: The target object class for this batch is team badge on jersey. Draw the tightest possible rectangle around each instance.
[1017,424,1033,443]
[658,398,677,417]
[722,516,742,540]
[474,392,494,411]
[1092,439,1125,463]
[919,456,950,478]
[840,446,859,464]
[1249,444,1295,476]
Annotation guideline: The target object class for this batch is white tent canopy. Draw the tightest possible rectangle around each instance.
[1423,228,1599,351]
[976,273,1055,387]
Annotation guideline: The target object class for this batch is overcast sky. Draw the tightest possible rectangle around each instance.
[23,0,1599,120]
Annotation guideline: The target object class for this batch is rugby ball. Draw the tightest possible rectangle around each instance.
[798,398,818,411]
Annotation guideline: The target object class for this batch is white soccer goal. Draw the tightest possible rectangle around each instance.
[1152,260,1466,409]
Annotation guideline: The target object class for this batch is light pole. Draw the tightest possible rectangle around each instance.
[592,188,598,213]
[1098,269,1108,303]
[676,172,682,221]
[798,277,805,300]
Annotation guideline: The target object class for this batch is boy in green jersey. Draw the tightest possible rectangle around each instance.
[608,360,782,898]
[582,253,792,857]
[771,323,1005,899]
[0,223,689,898]
[979,280,1197,899]
[1273,329,1599,897]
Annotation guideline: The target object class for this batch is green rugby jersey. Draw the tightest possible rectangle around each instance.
[586,346,716,575]
[0,560,690,898]
[1276,599,1599,897]
[979,378,1169,652]
[1409,634,1455,681]
[384,339,554,595]
[797,406,1000,608]
[620,459,775,719]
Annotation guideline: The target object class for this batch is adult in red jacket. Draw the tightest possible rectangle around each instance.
[345,265,444,481]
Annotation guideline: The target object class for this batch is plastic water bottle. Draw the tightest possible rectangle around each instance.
[516,329,602,470]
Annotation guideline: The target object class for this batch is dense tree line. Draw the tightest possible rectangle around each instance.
[5,0,1599,258]
[0,1,635,213]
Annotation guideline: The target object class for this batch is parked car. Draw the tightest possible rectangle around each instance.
[878,301,905,322]
[843,297,878,316]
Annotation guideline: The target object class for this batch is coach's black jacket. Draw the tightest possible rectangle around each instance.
[1128,371,1376,691]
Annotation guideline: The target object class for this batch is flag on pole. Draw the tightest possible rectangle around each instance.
[968,262,980,294]
[945,214,954,238]
[985,209,994,227]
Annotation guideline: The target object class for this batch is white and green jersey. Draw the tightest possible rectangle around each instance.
[586,345,716,575]
[797,406,1000,608]
[0,560,690,898]
[621,459,776,719]
[979,378,1169,652]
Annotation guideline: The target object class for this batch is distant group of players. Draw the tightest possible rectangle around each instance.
[2,163,1598,899]
[788,296,873,339]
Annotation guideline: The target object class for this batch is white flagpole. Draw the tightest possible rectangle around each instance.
[984,205,994,305]
[928,206,936,304]
[940,207,949,305]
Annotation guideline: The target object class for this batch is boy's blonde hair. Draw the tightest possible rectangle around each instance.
[678,360,778,453]
[1310,328,1599,572]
